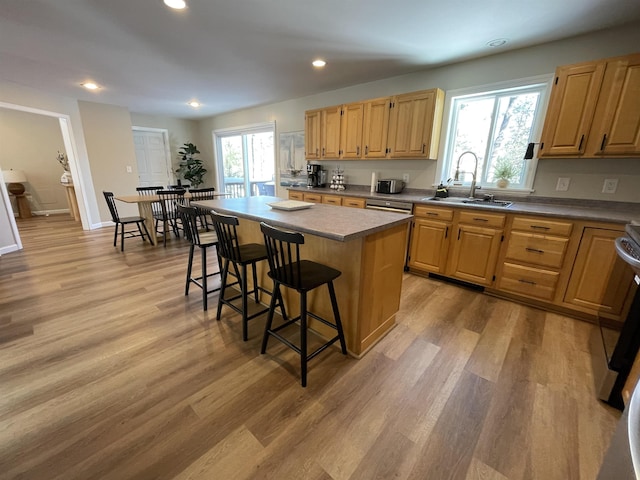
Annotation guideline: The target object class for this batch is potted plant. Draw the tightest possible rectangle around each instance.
[175,143,206,187]
[493,160,518,188]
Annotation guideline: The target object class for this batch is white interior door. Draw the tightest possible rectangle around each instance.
[133,129,171,187]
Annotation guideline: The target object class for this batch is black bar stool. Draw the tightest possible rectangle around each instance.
[211,212,270,341]
[260,222,347,387]
[176,204,221,311]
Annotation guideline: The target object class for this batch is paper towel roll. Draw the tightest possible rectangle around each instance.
[371,172,377,192]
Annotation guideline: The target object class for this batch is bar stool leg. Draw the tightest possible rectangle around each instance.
[185,244,195,295]
[261,282,280,353]
[217,259,230,320]
[113,224,119,247]
[300,291,308,388]
[241,264,249,341]
[202,246,208,311]
[328,281,347,354]
[251,262,260,302]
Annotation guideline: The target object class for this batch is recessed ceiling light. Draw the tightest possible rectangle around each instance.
[188,101,201,108]
[487,38,508,48]
[164,0,186,9]
[81,82,100,90]
[312,59,327,68]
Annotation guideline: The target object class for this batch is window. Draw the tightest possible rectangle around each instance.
[214,122,276,198]
[441,77,550,191]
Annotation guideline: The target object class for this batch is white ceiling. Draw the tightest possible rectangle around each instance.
[2,0,640,119]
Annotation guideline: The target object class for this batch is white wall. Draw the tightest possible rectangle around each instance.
[197,22,640,202]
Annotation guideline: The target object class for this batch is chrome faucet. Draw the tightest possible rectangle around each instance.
[454,151,479,199]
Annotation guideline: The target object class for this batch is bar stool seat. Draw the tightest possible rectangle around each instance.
[211,211,271,341]
[177,204,221,311]
[260,222,347,387]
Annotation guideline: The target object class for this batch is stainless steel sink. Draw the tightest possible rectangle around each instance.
[422,196,513,208]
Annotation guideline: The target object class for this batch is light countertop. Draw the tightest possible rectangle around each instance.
[191,195,412,242]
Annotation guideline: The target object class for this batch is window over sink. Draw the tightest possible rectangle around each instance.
[439,75,551,192]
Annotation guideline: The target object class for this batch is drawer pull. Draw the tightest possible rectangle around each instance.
[518,279,537,285]
[473,217,489,222]
[530,225,550,230]
[525,247,545,254]
[426,212,439,216]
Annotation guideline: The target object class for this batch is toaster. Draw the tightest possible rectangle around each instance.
[376,179,405,194]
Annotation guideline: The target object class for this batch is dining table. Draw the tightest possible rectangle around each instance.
[115,191,229,245]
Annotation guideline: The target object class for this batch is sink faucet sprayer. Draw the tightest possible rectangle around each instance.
[454,151,480,199]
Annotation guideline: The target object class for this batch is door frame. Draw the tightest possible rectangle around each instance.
[0,101,89,253]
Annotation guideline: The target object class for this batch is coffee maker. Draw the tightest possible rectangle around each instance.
[306,164,326,188]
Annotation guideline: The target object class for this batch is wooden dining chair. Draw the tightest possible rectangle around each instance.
[103,191,154,251]
[154,189,187,246]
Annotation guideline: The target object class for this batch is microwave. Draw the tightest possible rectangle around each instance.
[376,179,405,194]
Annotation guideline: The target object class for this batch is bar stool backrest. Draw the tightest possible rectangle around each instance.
[211,212,245,262]
[188,187,216,202]
[176,204,202,246]
[260,222,305,290]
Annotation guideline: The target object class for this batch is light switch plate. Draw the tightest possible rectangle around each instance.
[126,166,133,173]
[402,173,410,183]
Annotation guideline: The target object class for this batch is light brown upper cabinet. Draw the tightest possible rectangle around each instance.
[587,53,640,157]
[387,88,445,159]
[305,106,341,160]
[363,97,391,159]
[539,53,640,158]
[305,109,321,160]
[340,102,365,159]
[304,88,444,160]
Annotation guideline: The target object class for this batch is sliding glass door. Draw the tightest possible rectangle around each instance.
[215,123,275,198]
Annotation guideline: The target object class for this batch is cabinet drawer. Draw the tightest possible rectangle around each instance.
[498,262,560,301]
[322,195,342,206]
[512,216,573,236]
[505,232,569,269]
[343,197,365,209]
[413,205,454,221]
[303,193,322,203]
[288,191,304,201]
[458,210,505,228]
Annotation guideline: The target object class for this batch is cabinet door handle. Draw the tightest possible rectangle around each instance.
[600,134,607,151]
[457,228,461,240]
[530,225,550,230]
[322,147,325,156]
[518,279,537,285]
[526,247,545,254]
[356,146,360,156]
[473,217,489,222]
[445,226,449,239]
[422,143,426,154]
[578,134,584,151]
[316,148,319,156]
[365,145,369,155]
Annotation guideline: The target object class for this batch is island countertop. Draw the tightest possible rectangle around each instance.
[191,195,412,242]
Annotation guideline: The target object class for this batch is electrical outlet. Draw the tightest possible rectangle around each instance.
[602,178,618,194]
[402,173,410,183]
[556,177,570,191]
[126,165,133,173]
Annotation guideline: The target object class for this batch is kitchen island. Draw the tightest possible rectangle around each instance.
[192,195,412,356]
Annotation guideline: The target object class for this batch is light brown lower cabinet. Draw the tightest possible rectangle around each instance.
[288,191,365,209]
[563,226,634,318]
[409,208,636,323]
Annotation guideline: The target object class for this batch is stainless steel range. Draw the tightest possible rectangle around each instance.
[593,223,640,409]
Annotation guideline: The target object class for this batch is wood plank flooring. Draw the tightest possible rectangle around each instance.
[0,215,621,479]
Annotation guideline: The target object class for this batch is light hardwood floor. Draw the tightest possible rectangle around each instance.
[0,215,620,479]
